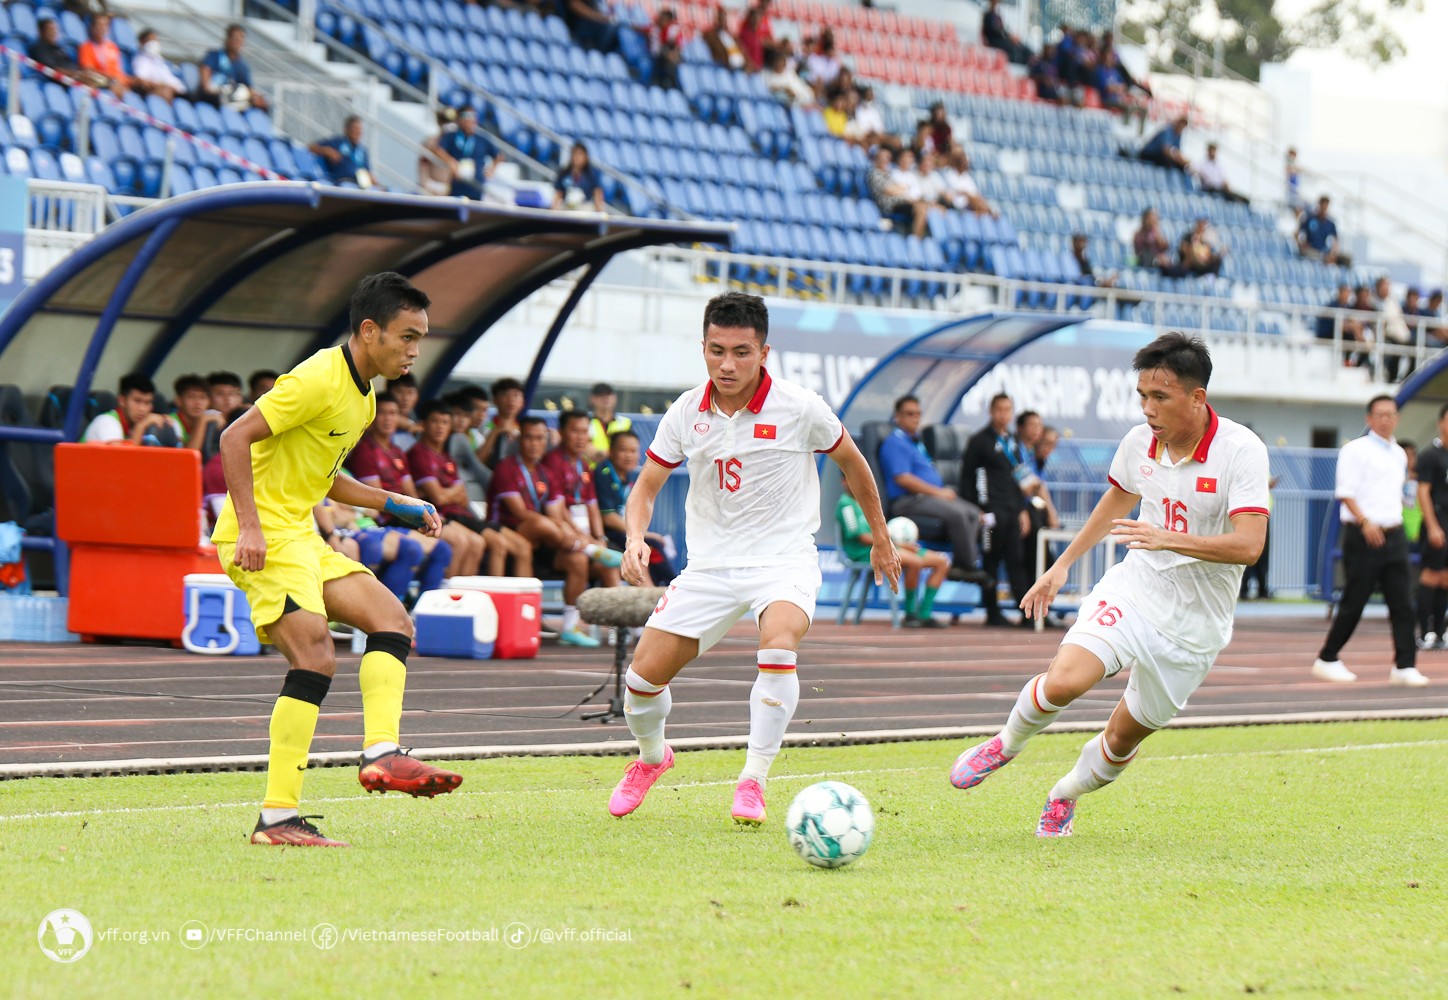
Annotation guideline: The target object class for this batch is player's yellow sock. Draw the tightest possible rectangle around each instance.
[359,632,410,752]
[262,669,332,810]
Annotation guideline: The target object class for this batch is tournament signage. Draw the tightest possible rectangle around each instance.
[764,303,939,409]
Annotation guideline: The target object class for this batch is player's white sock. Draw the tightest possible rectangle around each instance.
[998,673,1062,756]
[623,667,672,765]
[1049,733,1136,801]
[362,741,399,761]
[739,649,799,787]
[260,807,298,825]
[562,605,580,633]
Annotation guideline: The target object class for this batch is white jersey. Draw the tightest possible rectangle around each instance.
[1100,407,1270,654]
[646,369,844,570]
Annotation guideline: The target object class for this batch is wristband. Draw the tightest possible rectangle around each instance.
[384,496,436,530]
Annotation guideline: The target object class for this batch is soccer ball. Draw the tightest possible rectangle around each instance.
[785,781,875,869]
[886,516,919,547]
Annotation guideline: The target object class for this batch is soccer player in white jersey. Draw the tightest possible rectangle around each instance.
[609,292,900,824]
[948,332,1269,837]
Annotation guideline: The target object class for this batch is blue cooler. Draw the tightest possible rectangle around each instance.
[181,574,261,655]
[414,589,498,658]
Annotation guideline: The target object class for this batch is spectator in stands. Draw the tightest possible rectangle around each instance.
[389,373,422,450]
[132,29,185,103]
[868,148,929,239]
[1297,195,1352,266]
[1132,207,1172,269]
[1350,284,1378,372]
[197,24,268,111]
[837,479,949,628]
[1424,290,1443,322]
[1376,276,1413,383]
[825,65,857,104]
[764,49,815,107]
[962,393,1033,627]
[845,84,893,151]
[1035,424,1059,474]
[936,146,994,217]
[917,149,950,208]
[454,383,491,453]
[309,116,375,188]
[1316,283,1366,365]
[1099,32,1150,96]
[1195,142,1248,204]
[1028,44,1063,103]
[704,5,746,71]
[78,13,130,96]
[30,16,105,89]
[805,28,842,96]
[171,374,223,458]
[1138,115,1190,173]
[923,102,953,157]
[488,416,615,646]
[443,392,493,499]
[594,428,675,583]
[542,411,622,586]
[553,142,606,211]
[1167,225,1221,279]
[1188,216,1227,272]
[1071,232,1115,287]
[81,372,178,446]
[648,7,682,89]
[822,89,852,138]
[426,106,503,201]
[587,381,630,464]
[1403,287,1423,330]
[419,108,457,196]
[1095,48,1130,112]
[982,0,1031,64]
[877,394,990,587]
[64,0,109,19]
[206,372,244,416]
[563,0,620,53]
[480,376,525,469]
[736,4,767,72]
[1285,148,1304,217]
[247,369,277,402]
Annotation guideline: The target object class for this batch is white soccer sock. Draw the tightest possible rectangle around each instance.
[362,740,399,761]
[260,807,298,825]
[1049,733,1136,801]
[740,649,800,787]
[562,605,580,633]
[624,666,672,765]
[998,673,1063,756]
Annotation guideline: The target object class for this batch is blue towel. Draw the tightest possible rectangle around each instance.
[0,521,22,564]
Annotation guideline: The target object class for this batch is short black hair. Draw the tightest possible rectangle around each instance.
[990,392,1012,409]
[119,372,155,396]
[610,428,640,448]
[893,394,920,414]
[392,373,418,390]
[443,391,471,414]
[225,22,245,35]
[173,373,207,397]
[349,272,430,336]
[1366,394,1395,414]
[455,384,490,404]
[558,410,590,432]
[591,382,615,396]
[1016,409,1040,429]
[376,391,398,407]
[518,415,548,434]
[247,369,278,394]
[207,371,242,389]
[491,376,524,397]
[344,114,361,129]
[702,291,769,342]
[1132,332,1212,390]
[417,399,451,422]
[138,27,156,43]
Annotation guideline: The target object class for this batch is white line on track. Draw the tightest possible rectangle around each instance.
[2,738,1443,824]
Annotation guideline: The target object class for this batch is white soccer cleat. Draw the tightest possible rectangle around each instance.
[1417,632,1439,652]
[1311,658,1357,683]
[1388,667,1430,687]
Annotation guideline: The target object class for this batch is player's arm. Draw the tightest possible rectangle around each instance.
[1419,480,1445,549]
[328,474,442,537]
[1111,510,1267,565]
[1020,484,1140,620]
[621,457,673,587]
[829,428,901,591]
[219,406,275,571]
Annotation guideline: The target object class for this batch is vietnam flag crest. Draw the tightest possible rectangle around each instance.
[1196,477,1217,494]
[754,424,777,439]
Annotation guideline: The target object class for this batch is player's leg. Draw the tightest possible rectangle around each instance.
[376,530,423,600]
[552,548,599,646]
[1036,700,1155,838]
[324,568,462,797]
[481,527,507,576]
[501,526,534,577]
[440,520,481,577]
[411,530,451,594]
[918,550,949,626]
[898,550,923,622]
[730,598,811,824]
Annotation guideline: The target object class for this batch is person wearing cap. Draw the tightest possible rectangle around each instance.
[1195,141,1248,204]
[425,106,503,200]
[586,382,631,464]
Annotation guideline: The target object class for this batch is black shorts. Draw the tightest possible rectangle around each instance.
[445,511,489,534]
[1422,519,1448,571]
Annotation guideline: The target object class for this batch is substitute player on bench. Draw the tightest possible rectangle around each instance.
[608,291,900,825]
[949,332,1269,837]
[214,272,463,848]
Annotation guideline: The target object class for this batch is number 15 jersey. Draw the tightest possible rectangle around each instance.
[1101,406,1270,653]
[646,369,844,570]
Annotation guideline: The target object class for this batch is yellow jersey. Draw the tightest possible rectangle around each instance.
[212,345,375,543]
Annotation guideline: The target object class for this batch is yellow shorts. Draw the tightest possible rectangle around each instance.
[215,533,371,643]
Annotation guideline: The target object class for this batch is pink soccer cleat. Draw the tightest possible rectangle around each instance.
[608,746,675,817]
[949,736,1016,790]
[1036,798,1076,838]
[731,779,766,826]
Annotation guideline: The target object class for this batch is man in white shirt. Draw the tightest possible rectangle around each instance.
[81,372,179,447]
[132,29,186,102]
[1313,396,1429,686]
[1195,142,1248,204]
[940,146,995,217]
[1374,276,1413,382]
[948,333,1272,836]
[889,148,926,202]
[608,292,900,826]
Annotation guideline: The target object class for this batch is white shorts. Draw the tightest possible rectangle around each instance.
[645,563,822,653]
[1061,586,1218,730]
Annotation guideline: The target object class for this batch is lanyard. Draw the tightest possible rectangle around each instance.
[520,464,542,510]
[997,432,1020,464]
[571,458,587,504]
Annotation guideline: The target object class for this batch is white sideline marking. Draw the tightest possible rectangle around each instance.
[2,738,1444,824]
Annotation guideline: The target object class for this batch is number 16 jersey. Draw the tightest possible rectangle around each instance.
[645,369,844,570]
[1101,407,1270,654]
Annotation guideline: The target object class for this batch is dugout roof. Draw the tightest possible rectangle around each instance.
[1396,353,1448,444]
[0,183,731,442]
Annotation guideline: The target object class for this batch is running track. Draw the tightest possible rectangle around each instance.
[2,616,1445,775]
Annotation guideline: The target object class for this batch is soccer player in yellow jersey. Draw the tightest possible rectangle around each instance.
[214,272,463,848]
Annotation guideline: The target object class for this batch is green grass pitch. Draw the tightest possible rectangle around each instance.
[6,720,1445,998]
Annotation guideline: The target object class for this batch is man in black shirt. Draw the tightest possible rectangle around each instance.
[961,393,1033,626]
[29,16,106,87]
[1414,405,1448,647]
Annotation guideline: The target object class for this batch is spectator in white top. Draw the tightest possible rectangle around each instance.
[763,49,814,106]
[940,146,996,217]
[1313,395,1428,686]
[131,28,185,102]
[80,372,179,447]
[805,28,842,97]
[1195,142,1248,204]
[843,84,895,152]
[918,149,950,208]
[1375,276,1413,383]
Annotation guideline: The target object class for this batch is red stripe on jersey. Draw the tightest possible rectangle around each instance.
[1107,474,1127,492]
[815,427,846,454]
[1229,506,1270,518]
[644,448,682,469]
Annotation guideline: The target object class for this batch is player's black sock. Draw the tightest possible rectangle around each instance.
[1434,586,1448,638]
[1417,585,1435,637]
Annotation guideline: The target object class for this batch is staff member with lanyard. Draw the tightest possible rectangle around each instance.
[425,106,503,200]
[310,116,375,188]
[962,393,1034,627]
[1313,395,1430,686]
[595,428,676,583]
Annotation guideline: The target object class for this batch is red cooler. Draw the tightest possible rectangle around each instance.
[445,576,542,659]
